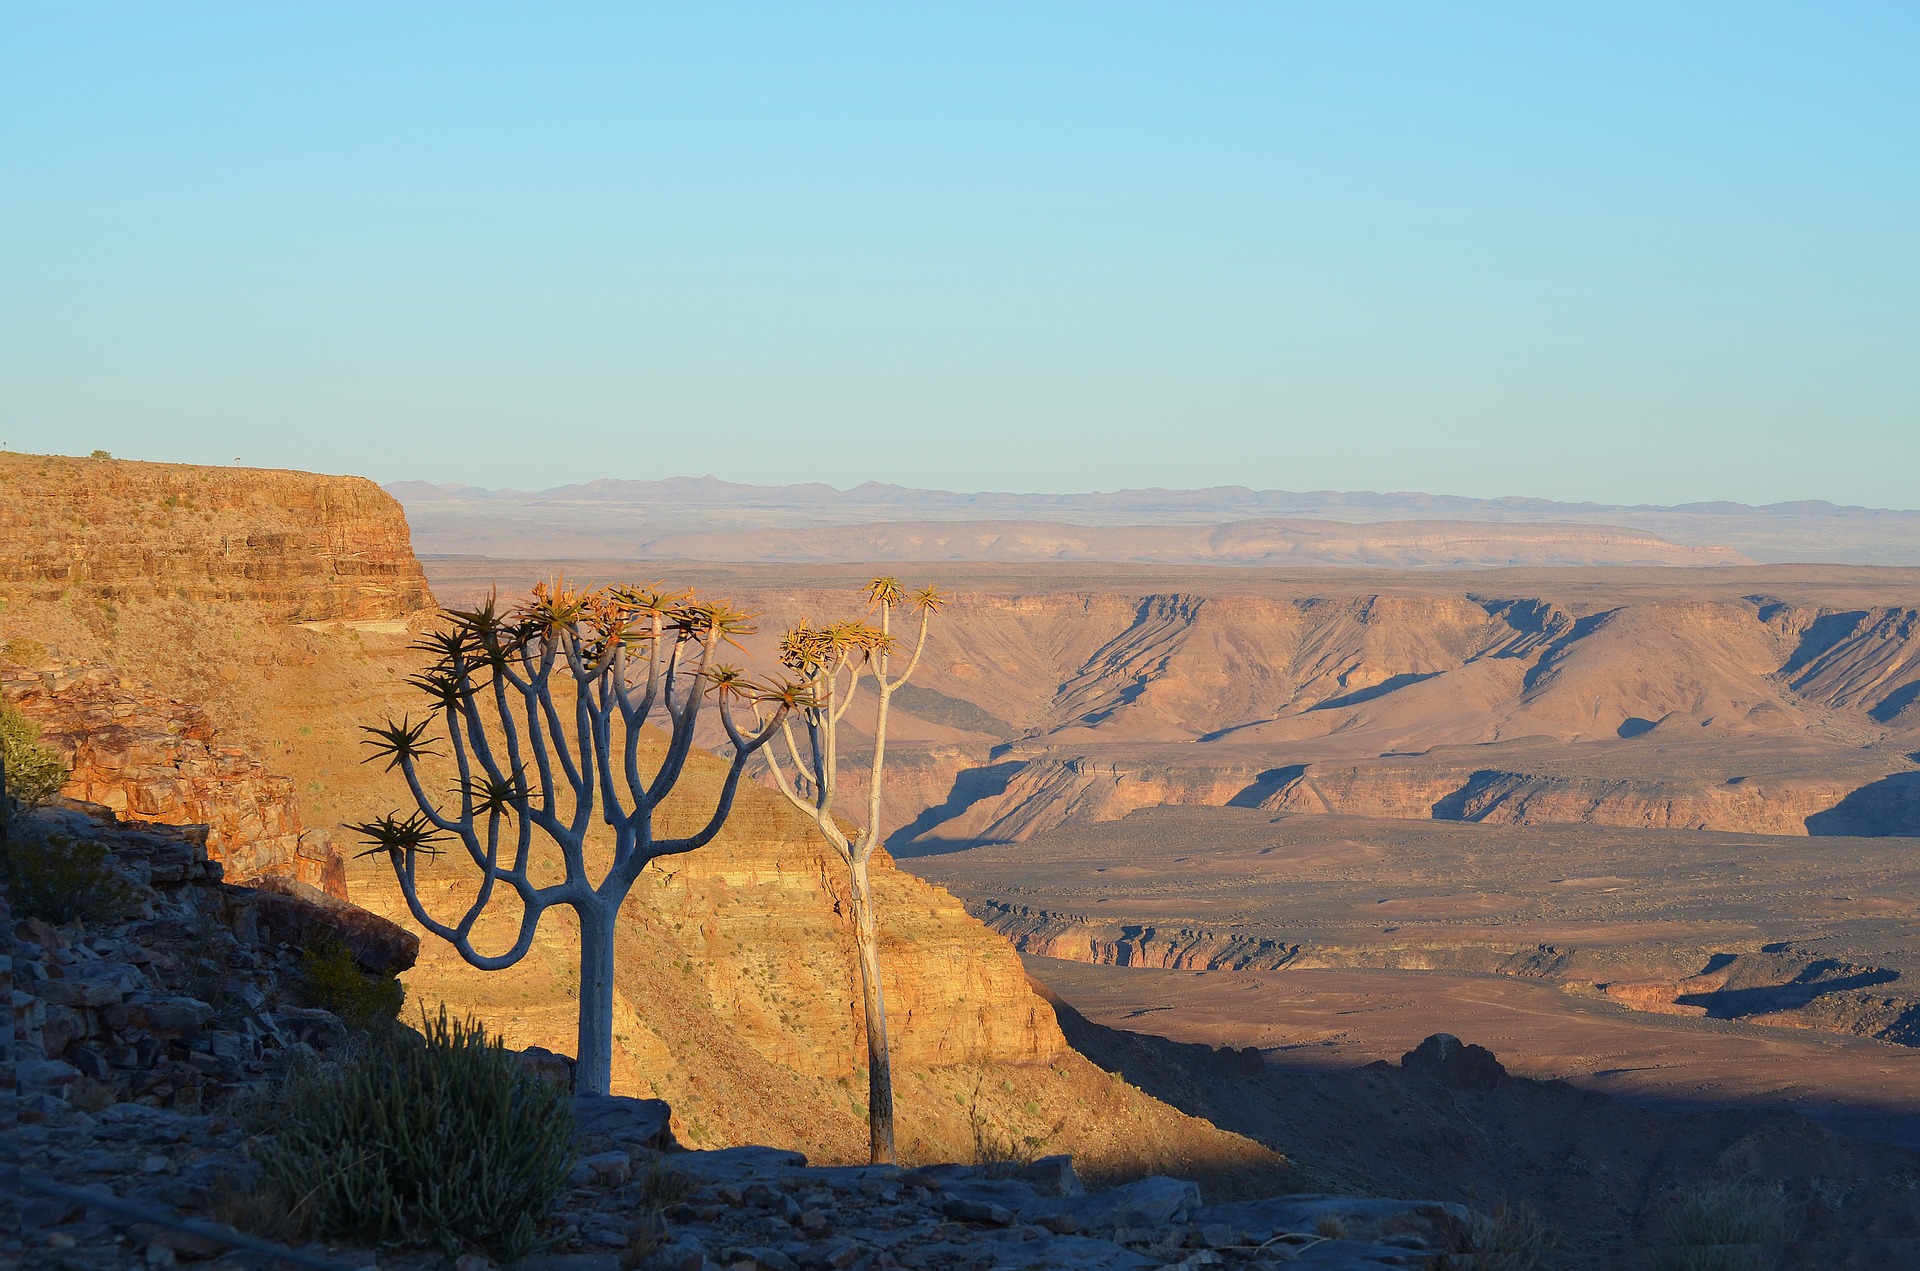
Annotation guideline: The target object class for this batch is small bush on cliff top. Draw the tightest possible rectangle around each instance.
[1431,1199,1560,1271]
[254,1007,574,1260]
[1,700,68,808]
[3,826,139,927]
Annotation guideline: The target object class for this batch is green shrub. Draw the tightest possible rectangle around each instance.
[1647,1181,1792,1271]
[1,701,68,807]
[255,1008,575,1260]
[300,931,405,1031]
[3,826,139,926]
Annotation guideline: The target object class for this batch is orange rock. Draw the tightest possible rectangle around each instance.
[3,660,348,899]
[0,452,432,620]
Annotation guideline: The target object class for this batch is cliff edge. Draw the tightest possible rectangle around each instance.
[0,451,433,620]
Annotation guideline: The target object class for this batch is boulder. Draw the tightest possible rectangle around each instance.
[1050,1174,1199,1232]
[240,875,419,975]
[571,1093,678,1152]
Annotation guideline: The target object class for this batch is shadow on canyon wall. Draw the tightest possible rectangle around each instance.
[1805,770,1920,836]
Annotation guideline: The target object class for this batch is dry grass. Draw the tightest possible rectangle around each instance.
[1646,1181,1792,1271]
[1431,1200,1561,1271]
[1313,1213,1349,1240]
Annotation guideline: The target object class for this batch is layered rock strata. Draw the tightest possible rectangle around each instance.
[0,451,433,620]
[2,660,346,897]
[978,902,1920,1048]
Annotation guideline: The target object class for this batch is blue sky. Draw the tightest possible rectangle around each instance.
[3,4,1914,506]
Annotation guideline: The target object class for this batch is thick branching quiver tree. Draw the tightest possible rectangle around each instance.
[760,577,945,1164]
[355,581,794,1097]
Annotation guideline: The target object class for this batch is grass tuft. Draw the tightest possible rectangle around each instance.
[3,824,139,926]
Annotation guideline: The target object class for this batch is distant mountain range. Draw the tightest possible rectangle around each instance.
[384,478,1920,567]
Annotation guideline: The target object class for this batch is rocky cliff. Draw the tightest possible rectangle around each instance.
[2,657,348,896]
[0,451,433,620]
[349,742,1272,1173]
[661,580,1920,843]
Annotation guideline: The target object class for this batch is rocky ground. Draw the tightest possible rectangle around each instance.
[5,803,1468,1271]
[13,1076,1470,1271]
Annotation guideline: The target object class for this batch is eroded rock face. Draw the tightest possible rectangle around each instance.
[0,451,433,620]
[3,660,346,897]
[657,786,1072,1076]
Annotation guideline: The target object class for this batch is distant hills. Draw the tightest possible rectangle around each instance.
[384,477,1920,566]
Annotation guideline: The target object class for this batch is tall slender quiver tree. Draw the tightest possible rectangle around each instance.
[356,582,794,1097]
[760,577,945,1164]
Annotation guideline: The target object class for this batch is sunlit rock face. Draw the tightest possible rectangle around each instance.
[3,660,348,898]
[0,451,433,620]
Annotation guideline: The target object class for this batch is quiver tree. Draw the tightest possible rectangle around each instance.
[355,581,795,1097]
[760,577,945,1164]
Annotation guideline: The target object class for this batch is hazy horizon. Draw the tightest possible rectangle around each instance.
[6,5,1915,506]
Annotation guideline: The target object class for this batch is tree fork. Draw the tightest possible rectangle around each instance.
[355,582,796,1097]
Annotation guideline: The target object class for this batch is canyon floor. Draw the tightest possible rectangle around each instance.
[419,557,1920,1158]
[909,805,1920,1151]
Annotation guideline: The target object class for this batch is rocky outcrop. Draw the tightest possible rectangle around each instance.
[2,660,346,896]
[11,805,416,1123]
[885,751,1272,846]
[0,452,433,620]
[891,749,1919,843]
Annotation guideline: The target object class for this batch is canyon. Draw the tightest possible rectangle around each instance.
[0,455,1274,1179]
[13,453,1920,1265]
[423,559,1920,847]
[422,556,1920,1140]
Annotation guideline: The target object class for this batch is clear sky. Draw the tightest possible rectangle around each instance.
[3,4,1914,506]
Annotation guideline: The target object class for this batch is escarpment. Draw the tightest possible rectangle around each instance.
[972,901,1920,1049]
[652,579,1920,843]
[0,451,433,619]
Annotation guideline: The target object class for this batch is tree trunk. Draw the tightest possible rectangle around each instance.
[848,853,897,1164]
[575,901,617,1097]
